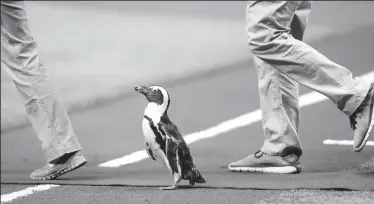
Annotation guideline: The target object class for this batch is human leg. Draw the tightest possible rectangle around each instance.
[1,1,86,179]
[230,1,374,173]
[245,1,372,152]
[229,1,311,174]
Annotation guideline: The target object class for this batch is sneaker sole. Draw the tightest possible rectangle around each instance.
[354,97,374,152]
[228,165,301,174]
[30,157,87,180]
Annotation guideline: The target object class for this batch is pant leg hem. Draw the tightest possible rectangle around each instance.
[261,144,285,156]
[347,82,371,116]
[44,142,82,163]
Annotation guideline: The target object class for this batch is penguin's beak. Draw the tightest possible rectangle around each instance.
[134,85,148,94]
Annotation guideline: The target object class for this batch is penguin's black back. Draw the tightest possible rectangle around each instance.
[159,114,187,146]
[159,114,205,183]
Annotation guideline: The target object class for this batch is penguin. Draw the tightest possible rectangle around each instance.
[134,85,206,190]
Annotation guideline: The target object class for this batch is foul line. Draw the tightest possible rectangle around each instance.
[1,185,59,203]
[323,139,374,146]
[99,71,374,168]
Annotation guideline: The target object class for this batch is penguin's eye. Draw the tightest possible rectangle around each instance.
[152,89,157,93]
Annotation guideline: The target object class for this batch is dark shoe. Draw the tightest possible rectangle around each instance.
[30,151,87,180]
[357,157,374,173]
[350,83,374,152]
[228,149,302,174]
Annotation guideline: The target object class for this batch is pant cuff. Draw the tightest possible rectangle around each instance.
[346,81,371,116]
[260,142,286,156]
[44,142,82,163]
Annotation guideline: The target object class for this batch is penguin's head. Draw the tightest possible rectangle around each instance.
[134,85,170,111]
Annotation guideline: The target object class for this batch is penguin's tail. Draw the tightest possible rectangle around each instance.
[188,167,206,184]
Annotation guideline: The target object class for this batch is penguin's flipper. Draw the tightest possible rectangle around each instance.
[145,142,156,161]
[157,120,189,156]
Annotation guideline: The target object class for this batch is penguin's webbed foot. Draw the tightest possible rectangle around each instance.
[158,173,181,190]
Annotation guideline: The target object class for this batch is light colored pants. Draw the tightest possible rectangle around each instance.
[1,1,82,162]
[246,1,371,155]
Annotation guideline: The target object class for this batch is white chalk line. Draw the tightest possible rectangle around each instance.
[99,71,374,168]
[323,139,374,146]
[1,184,59,203]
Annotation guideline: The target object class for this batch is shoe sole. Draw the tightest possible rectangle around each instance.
[228,165,302,174]
[30,157,87,180]
[354,95,374,152]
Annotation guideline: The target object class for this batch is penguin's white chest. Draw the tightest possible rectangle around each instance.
[142,118,157,142]
[142,116,165,157]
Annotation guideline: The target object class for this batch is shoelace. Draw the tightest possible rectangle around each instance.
[350,86,374,130]
[350,114,358,130]
[350,106,364,130]
[254,147,302,165]
[254,150,264,158]
[253,150,300,164]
